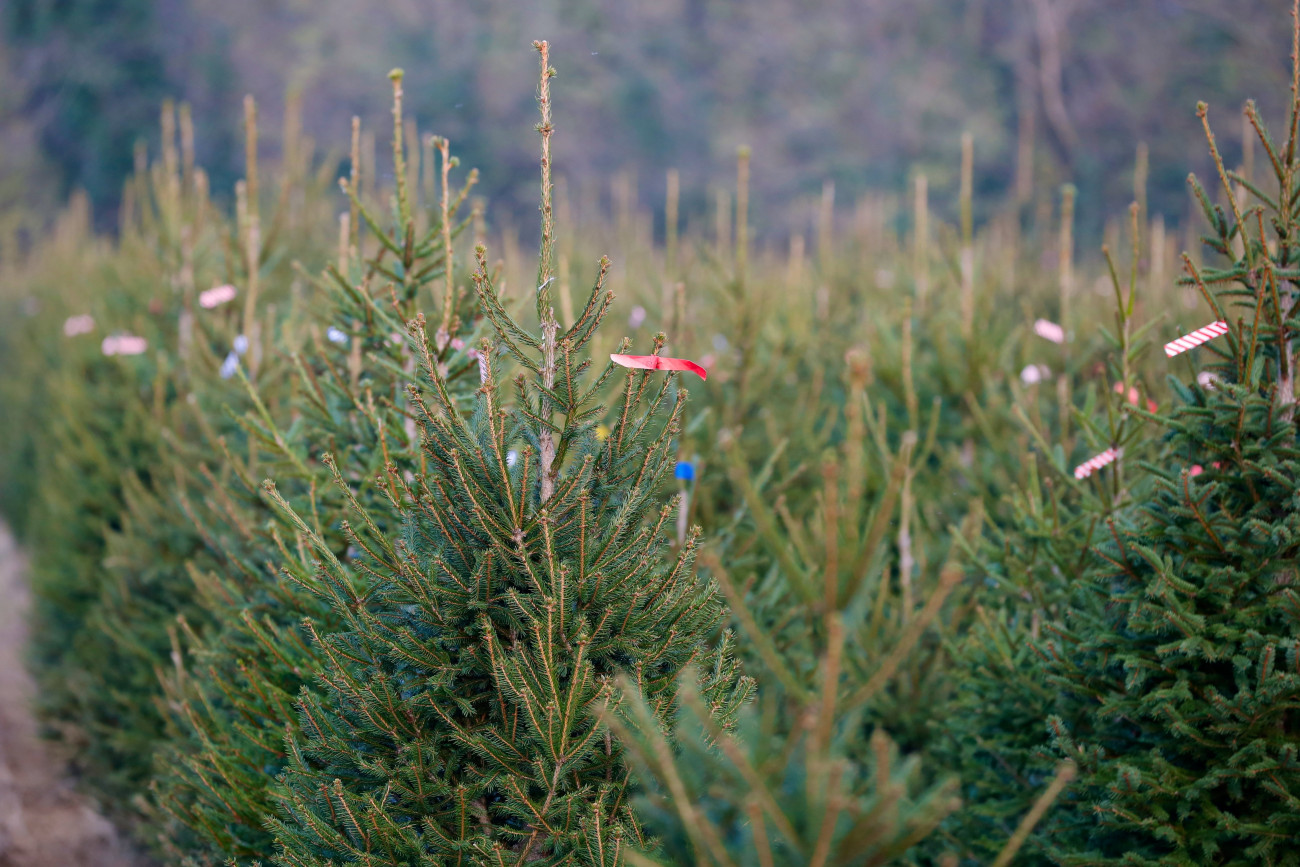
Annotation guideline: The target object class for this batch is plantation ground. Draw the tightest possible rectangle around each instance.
[0,523,137,867]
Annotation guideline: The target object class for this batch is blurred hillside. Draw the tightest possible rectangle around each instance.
[0,0,1290,236]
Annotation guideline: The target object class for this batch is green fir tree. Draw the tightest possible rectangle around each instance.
[939,11,1300,862]
[150,74,482,865]
[267,42,747,866]
[933,162,1172,866]
[11,102,323,809]
[612,351,1075,866]
[1036,57,1300,864]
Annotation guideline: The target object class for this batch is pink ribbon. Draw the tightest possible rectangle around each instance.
[610,353,708,380]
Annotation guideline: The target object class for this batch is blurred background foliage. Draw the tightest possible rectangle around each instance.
[0,0,1292,238]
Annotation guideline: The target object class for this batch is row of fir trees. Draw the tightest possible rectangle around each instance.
[1,16,1300,867]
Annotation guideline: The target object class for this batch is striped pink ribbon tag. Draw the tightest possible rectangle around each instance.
[1165,320,1228,358]
[1074,447,1120,480]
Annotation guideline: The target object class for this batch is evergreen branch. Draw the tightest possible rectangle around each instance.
[261,481,354,591]
[575,354,625,409]
[1199,102,1253,269]
[990,761,1077,867]
[845,566,963,711]
[675,677,802,846]
[1228,169,1281,211]
[291,352,332,417]
[1246,100,1287,184]
[235,366,313,478]
[323,453,400,569]
[604,681,740,867]
[701,552,811,705]
[445,448,518,543]
[562,258,613,349]
[340,178,404,258]
[471,248,542,353]
[848,432,913,608]
[721,431,816,607]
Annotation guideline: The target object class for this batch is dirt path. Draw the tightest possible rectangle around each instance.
[0,524,139,867]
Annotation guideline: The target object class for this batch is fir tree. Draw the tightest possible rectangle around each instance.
[933,173,1170,866]
[611,352,1075,866]
[149,74,482,864]
[267,42,747,866]
[1012,9,1300,861]
[60,90,361,816]
[13,109,292,809]
[934,336,1157,863]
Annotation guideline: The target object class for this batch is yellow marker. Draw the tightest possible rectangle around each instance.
[596,424,610,442]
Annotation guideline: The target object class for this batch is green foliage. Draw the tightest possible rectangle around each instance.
[1033,88,1300,864]
[934,226,1166,864]
[7,13,1300,867]
[16,208,211,806]
[0,70,481,867]
[938,21,1300,864]
[267,46,748,866]
[613,364,1018,865]
[143,82,482,865]
[616,668,961,867]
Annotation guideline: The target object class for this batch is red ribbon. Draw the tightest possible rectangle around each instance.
[610,353,708,381]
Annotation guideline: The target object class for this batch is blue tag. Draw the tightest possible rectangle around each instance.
[674,461,695,481]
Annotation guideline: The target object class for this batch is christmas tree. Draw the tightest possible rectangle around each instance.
[612,347,1077,866]
[267,42,747,866]
[1039,36,1300,862]
[9,101,325,809]
[948,7,1300,862]
[934,198,1165,864]
[610,366,964,865]
[149,74,482,864]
